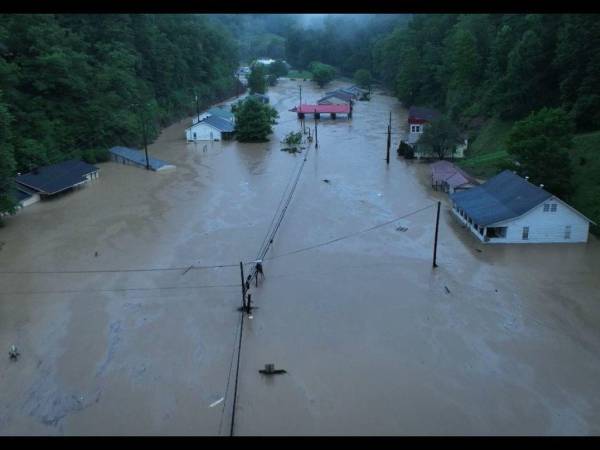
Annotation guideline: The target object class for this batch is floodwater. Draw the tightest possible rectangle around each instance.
[1,79,600,435]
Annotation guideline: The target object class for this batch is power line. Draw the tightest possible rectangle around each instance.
[0,283,240,296]
[218,309,242,436]
[264,203,436,261]
[0,262,240,276]
[229,137,313,436]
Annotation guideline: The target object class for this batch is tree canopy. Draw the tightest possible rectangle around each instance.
[309,61,336,88]
[506,108,574,198]
[233,97,278,142]
[417,115,463,160]
[248,63,267,94]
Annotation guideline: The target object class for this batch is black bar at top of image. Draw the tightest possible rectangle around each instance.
[3,0,600,14]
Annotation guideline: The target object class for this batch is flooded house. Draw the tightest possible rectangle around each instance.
[14,159,99,203]
[407,106,440,145]
[185,114,235,141]
[450,170,594,243]
[431,160,478,193]
[406,106,468,159]
[109,147,176,171]
[320,90,355,105]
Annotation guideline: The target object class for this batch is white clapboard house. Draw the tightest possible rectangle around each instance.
[185,108,235,142]
[451,170,594,244]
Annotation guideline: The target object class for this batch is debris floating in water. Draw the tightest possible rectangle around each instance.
[259,363,287,375]
[209,397,224,408]
[396,226,408,232]
[444,286,451,294]
[9,345,20,361]
[322,179,331,184]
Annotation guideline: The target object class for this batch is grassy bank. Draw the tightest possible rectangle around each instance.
[459,119,600,234]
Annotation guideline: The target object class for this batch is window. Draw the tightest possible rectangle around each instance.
[522,226,529,240]
[550,203,557,212]
[411,125,421,133]
[543,204,549,212]
[193,132,197,140]
[565,225,571,240]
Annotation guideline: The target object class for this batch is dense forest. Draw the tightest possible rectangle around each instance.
[0,14,239,214]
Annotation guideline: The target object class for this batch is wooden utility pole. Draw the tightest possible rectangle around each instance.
[386,111,391,165]
[135,105,150,171]
[195,93,201,123]
[314,109,319,149]
[239,261,246,309]
[432,201,441,268]
[299,84,302,107]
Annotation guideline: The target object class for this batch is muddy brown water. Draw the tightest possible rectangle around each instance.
[1,79,600,435]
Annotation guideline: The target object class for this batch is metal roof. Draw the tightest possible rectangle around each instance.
[207,107,234,122]
[296,104,351,114]
[450,170,553,226]
[431,160,478,188]
[15,160,98,195]
[109,147,175,171]
[202,115,235,132]
[325,90,354,101]
[408,106,441,122]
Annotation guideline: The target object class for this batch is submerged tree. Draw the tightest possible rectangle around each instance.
[309,62,336,88]
[268,59,289,78]
[248,64,268,94]
[353,69,372,91]
[506,107,574,198]
[234,97,278,142]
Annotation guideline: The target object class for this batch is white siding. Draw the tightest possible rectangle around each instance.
[453,196,591,244]
[489,198,589,243]
[186,123,221,141]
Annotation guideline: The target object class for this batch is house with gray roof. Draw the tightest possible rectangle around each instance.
[186,114,235,142]
[15,159,99,198]
[450,170,594,244]
[109,147,175,171]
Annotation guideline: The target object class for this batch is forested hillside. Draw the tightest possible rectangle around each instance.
[0,14,239,214]
[372,14,600,131]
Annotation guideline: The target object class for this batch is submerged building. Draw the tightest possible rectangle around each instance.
[451,170,594,244]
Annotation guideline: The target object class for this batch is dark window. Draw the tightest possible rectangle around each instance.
[522,226,529,240]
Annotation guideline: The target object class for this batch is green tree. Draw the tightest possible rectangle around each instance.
[309,62,336,88]
[268,59,288,78]
[353,69,372,90]
[506,107,574,198]
[417,115,462,160]
[0,92,16,217]
[248,63,267,94]
[234,97,278,142]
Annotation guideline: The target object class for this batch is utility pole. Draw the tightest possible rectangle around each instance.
[299,84,302,108]
[195,93,200,124]
[134,103,151,171]
[432,201,441,268]
[386,111,391,165]
[314,109,319,149]
[239,261,246,310]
